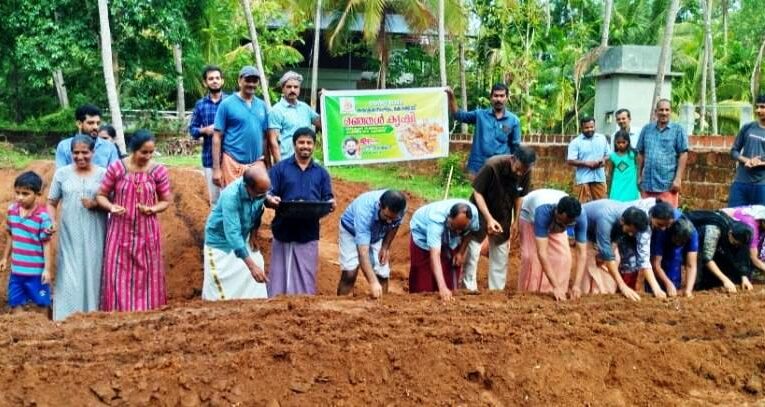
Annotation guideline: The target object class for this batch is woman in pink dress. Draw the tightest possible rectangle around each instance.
[96,130,172,311]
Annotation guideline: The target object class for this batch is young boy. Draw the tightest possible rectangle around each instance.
[0,171,54,312]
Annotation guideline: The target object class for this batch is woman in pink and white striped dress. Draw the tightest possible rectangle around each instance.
[96,130,172,311]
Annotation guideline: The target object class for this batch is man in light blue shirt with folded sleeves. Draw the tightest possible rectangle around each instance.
[336,189,407,299]
[567,116,610,203]
[55,104,119,169]
[202,166,270,301]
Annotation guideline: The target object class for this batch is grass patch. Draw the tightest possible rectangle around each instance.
[0,143,41,169]
[328,165,471,202]
[154,154,201,167]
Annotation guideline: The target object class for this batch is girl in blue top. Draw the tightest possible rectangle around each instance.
[607,130,640,201]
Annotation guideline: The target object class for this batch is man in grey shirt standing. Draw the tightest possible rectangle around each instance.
[729,94,765,206]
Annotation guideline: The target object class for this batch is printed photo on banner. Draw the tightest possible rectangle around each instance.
[320,88,450,166]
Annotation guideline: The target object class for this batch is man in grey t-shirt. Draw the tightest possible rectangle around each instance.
[729,95,765,206]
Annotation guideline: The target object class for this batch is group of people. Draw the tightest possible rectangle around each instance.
[3,63,765,319]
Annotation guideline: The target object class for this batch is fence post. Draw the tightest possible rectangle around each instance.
[680,102,695,136]
[741,104,754,129]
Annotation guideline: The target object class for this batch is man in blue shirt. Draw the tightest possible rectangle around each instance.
[336,189,407,298]
[267,71,321,163]
[446,84,522,178]
[650,216,698,297]
[55,104,120,169]
[189,65,227,205]
[202,166,270,300]
[566,116,610,203]
[266,127,335,297]
[637,99,689,208]
[212,65,269,188]
[408,199,480,301]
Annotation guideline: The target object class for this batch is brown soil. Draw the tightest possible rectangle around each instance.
[0,162,764,406]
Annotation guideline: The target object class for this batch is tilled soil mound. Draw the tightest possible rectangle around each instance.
[0,162,764,406]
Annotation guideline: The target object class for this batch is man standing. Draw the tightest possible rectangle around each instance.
[637,99,689,208]
[611,108,637,148]
[266,127,335,296]
[409,199,479,301]
[728,95,765,207]
[189,65,227,205]
[517,190,587,301]
[567,117,610,203]
[212,65,269,188]
[462,147,536,292]
[267,71,321,163]
[55,104,119,169]
[202,166,270,300]
[336,189,407,298]
[446,85,522,178]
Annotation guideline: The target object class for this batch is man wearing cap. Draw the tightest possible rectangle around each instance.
[212,65,269,188]
[267,71,321,163]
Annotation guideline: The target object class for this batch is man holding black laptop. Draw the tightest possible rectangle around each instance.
[266,127,335,296]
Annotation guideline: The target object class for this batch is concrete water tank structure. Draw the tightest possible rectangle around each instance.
[593,45,682,143]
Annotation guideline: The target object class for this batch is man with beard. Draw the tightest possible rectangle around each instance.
[266,127,335,296]
[567,117,610,203]
[267,71,321,163]
[189,65,228,204]
[212,66,269,188]
[728,95,765,207]
[446,84,522,179]
[55,104,119,169]
[637,99,689,208]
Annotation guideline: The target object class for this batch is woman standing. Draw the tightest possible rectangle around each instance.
[47,135,107,320]
[96,130,172,311]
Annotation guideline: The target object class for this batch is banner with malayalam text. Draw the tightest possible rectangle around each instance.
[321,87,450,166]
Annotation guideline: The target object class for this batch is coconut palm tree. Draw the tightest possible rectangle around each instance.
[241,0,272,107]
[97,0,126,153]
[651,0,681,117]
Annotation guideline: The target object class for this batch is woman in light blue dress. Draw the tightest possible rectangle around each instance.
[47,135,107,320]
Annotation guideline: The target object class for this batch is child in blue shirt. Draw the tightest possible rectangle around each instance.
[0,171,54,311]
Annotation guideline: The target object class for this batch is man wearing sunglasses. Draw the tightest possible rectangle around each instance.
[212,65,269,188]
[517,190,587,301]
[462,146,536,292]
[202,165,271,301]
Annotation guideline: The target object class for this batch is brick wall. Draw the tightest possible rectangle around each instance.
[448,142,736,210]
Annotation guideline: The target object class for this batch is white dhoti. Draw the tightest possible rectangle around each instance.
[203,245,268,300]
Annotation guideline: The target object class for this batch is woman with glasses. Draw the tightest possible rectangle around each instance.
[517,189,587,301]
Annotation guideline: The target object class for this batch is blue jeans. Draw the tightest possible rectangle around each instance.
[728,182,765,207]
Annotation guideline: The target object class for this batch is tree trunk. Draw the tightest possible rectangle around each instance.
[650,0,680,118]
[722,0,729,59]
[699,35,708,133]
[703,0,718,135]
[459,41,468,135]
[601,0,613,47]
[98,0,126,154]
[751,36,765,103]
[53,69,69,109]
[310,0,322,109]
[173,44,185,123]
[377,15,388,89]
[438,0,447,87]
[240,0,271,107]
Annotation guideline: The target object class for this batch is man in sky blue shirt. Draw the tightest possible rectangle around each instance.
[202,166,270,300]
[55,104,119,169]
[336,189,407,299]
[408,199,480,301]
[267,71,321,163]
[189,65,227,204]
[567,116,610,203]
[636,98,689,208]
[446,84,522,177]
[212,65,269,188]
